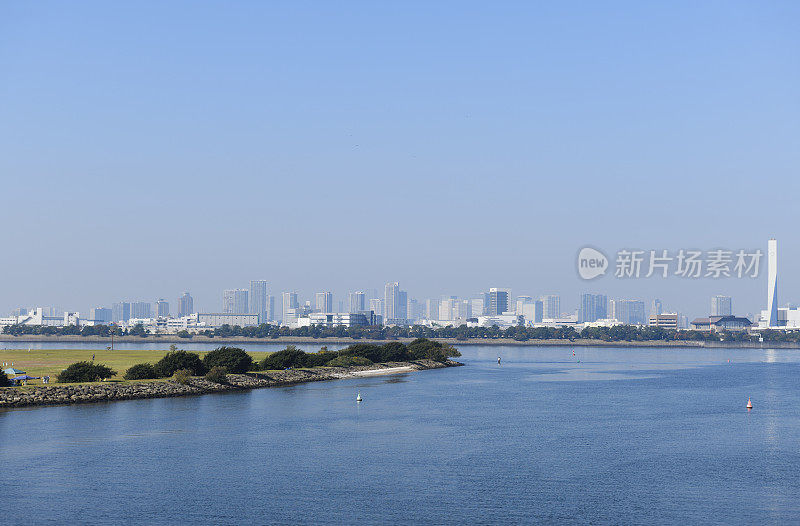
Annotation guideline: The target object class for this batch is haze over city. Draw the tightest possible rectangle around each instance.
[2,2,798,317]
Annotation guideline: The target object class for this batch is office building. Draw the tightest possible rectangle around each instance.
[384,282,408,324]
[711,295,733,317]
[178,292,194,317]
[282,292,299,324]
[541,295,561,319]
[130,301,151,319]
[89,307,112,324]
[487,288,511,316]
[249,280,269,322]
[315,291,333,313]
[370,298,383,318]
[649,313,678,329]
[112,302,131,323]
[610,299,646,325]
[308,312,370,328]
[425,299,439,320]
[470,297,485,317]
[348,291,366,313]
[197,313,259,328]
[578,293,608,323]
[521,300,544,324]
[223,289,249,314]
[155,299,169,317]
[651,299,663,316]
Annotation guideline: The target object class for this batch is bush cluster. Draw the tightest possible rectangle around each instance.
[57,362,117,383]
[202,347,252,373]
[172,369,192,385]
[205,366,228,384]
[123,363,158,380]
[0,371,10,387]
[154,350,206,377]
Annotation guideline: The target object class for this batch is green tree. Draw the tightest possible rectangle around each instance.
[154,350,206,377]
[57,362,116,383]
[202,346,253,373]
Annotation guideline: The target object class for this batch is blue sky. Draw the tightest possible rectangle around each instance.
[1,1,798,317]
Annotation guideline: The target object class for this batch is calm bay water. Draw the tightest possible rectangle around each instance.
[2,345,799,524]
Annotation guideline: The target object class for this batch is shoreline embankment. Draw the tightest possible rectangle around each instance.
[0,359,462,410]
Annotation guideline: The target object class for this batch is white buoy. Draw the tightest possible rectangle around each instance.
[356,392,362,402]
[746,397,753,410]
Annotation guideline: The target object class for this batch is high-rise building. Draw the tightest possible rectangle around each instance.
[223,289,249,314]
[515,296,533,314]
[315,291,333,313]
[178,292,194,317]
[611,299,646,325]
[112,302,131,323]
[369,298,383,316]
[348,291,366,313]
[282,292,299,324]
[541,295,561,319]
[155,299,169,317]
[521,300,543,324]
[470,297,485,317]
[439,298,455,321]
[425,299,440,320]
[767,238,778,327]
[130,301,151,319]
[384,282,408,324]
[249,280,269,321]
[89,307,112,324]
[711,295,733,316]
[578,293,608,323]
[487,288,511,316]
[651,299,663,316]
[266,295,275,322]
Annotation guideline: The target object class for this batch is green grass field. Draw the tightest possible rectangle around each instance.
[0,348,273,384]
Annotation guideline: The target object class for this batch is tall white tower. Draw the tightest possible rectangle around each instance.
[767,238,778,327]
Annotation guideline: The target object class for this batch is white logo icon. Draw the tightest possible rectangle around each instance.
[577,247,608,280]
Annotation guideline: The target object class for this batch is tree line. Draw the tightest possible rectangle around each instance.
[2,321,794,342]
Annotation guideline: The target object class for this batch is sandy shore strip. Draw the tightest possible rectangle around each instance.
[345,366,415,377]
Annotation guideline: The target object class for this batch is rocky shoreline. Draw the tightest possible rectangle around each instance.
[0,359,462,410]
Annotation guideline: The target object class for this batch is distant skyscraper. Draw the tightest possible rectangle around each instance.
[515,296,533,314]
[767,238,778,327]
[541,295,560,319]
[90,307,112,324]
[470,297,485,317]
[282,292,299,324]
[611,299,646,325]
[651,299,663,316]
[384,282,408,323]
[223,289,249,314]
[249,280,269,321]
[439,298,455,321]
[315,291,333,313]
[155,299,169,317]
[178,292,194,317]
[579,293,607,323]
[348,291,366,313]
[711,295,733,316]
[112,302,131,323]
[369,298,383,316]
[521,300,543,324]
[487,288,510,316]
[426,299,440,320]
[266,295,275,322]
[130,301,151,319]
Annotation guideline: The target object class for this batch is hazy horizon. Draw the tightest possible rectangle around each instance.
[2,2,798,320]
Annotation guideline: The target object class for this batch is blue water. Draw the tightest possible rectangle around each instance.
[2,346,799,525]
